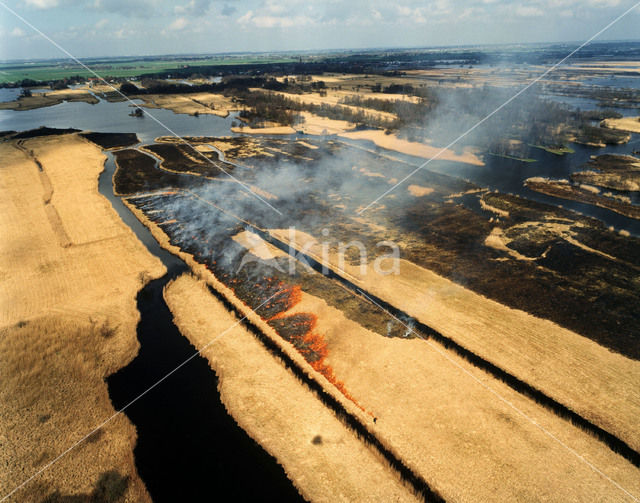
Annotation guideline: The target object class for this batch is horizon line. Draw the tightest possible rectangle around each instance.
[2,37,640,66]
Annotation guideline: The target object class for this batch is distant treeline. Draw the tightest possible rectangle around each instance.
[339,93,437,129]
[122,42,640,81]
[120,76,292,96]
[3,76,85,89]
[4,41,640,88]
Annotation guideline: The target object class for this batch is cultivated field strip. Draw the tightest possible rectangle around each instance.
[201,282,444,502]
[245,223,640,468]
[0,136,166,502]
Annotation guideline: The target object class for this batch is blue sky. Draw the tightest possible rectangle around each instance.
[1,0,639,60]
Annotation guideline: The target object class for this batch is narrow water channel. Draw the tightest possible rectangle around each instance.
[100,153,304,502]
[338,134,640,236]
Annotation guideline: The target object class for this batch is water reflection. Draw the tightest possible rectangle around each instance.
[0,96,237,143]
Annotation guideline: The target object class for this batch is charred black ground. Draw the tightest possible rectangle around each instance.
[117,135,640,359]
[81,132,139,150]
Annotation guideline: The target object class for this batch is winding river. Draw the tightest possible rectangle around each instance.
[99,152,304,502]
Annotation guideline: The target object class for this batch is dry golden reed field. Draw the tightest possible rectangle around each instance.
[0,135,164,502]
[164,274,420,503]
[125,201,640,502]
[2,62,640,502]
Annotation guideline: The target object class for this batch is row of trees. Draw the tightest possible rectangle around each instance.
[338,94,436,129]
[119,75,329,96]
[237,92,302,127]
[235,90,393,129]
[120,76,278,96]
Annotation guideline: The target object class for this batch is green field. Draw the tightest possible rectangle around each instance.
[485,152,537,163]
[0,55,298,84]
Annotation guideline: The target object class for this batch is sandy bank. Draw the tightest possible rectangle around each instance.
[231,112,356,136]
[339,129,484,166]
[231,125,296,134]
[298,111,356,135]
[138,92,237,117]
[602,116,640,134]
[407,184,434,197]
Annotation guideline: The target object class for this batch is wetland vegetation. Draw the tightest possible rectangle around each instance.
[4,39,640,503]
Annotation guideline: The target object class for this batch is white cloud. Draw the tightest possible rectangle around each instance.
[433,0,453,16]
[265,2,286,15]
[169,17,189,30]
[393,1,458,24]
[545,0,621,8]
[395,6,426,23]
[515,5,544,17]
[237,10,253,23]
[24,0,59,8]
[459,7,483,19]
[89,0,163,18]
[111,24,137,39]
[95,18,109,29]
[238,9,313,28]
[10,27,26,37]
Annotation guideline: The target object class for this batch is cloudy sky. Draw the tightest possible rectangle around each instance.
[1,0,639,60]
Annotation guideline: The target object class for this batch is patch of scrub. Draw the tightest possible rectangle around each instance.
[408,184,434,197]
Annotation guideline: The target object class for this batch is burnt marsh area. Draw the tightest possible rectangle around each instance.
[116,136,640,359]
[387,192,640,359]
[81,132,139,150]
[113,149,187,195]
[144,143,230,178]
